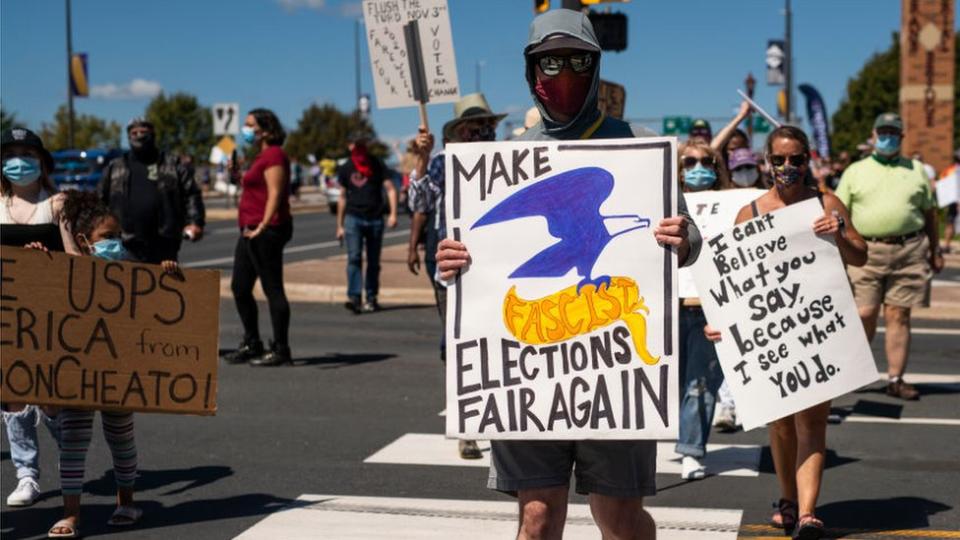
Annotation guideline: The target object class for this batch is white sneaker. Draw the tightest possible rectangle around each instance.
[713,406,737,432]
[680,456,706,480]
[6,477,40,507]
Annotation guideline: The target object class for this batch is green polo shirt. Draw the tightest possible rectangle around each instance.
[835,154,935,238]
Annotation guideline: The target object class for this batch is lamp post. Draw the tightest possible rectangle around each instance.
[65,0,75,148]
[745,72,756,144]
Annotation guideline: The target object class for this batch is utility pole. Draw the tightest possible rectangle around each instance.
[745,72,756,144]
[65,0,75,148]
[475,60,485,93]
[354,18,362,110]
[784,0,793,124]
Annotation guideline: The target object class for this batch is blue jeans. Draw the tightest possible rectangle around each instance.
[344,214,384,301]
[676,308,725,458]
[4,406,59,480]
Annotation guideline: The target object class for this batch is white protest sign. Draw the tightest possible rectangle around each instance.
[692,198,877,430]
[936,171,959,207]
[445,137,679,440]
[679,189,765,298]
[362,0,460,109]
[212,103,240,135]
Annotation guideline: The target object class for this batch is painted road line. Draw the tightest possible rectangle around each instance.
[739,523,960,538]
[842,416,960,427]
[931,278,959,288]
[234,494,742,540]
[364,433,761,477]
[876,373,960,385]
[184,229,410,268]
[876,327,960,336]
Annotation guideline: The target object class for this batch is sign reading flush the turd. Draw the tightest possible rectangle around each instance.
[444,138,679,440]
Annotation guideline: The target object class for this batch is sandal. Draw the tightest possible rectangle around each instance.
[47,519,80,539]
[770,498,798,530]
[794,514,825,540]
[107,505,142,527]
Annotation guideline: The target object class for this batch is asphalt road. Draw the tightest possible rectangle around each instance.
[2,296,958,539]
[179,209,412,272]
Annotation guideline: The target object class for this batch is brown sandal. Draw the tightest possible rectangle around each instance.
[794,514,825,540]
[770,498,798,530]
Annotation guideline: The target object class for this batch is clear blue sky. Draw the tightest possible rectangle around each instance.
[1,0,954,152]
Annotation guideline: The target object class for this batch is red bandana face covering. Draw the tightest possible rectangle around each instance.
[533,70,591,119]
[350,142,374,178]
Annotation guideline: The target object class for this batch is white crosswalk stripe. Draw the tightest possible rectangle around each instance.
[234,494,743,540]
[364,433,762,477]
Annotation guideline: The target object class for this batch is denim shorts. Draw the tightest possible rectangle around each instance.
[487,439,656,498]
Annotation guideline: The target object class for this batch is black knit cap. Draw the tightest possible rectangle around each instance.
[1,127,54,171]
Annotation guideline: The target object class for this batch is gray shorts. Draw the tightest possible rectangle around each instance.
[487,440,657,498]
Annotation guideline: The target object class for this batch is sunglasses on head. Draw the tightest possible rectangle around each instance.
[769,153,807,167]
[681,155,715,169]
[537,53,594,77]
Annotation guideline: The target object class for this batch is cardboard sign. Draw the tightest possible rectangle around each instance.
[936,171,959,207]
[597,80,626,120]
[691,198,877,430]
[679,189,765,298]
[444,137,679,440]
[362,0,460,109]
[1,248,220,415]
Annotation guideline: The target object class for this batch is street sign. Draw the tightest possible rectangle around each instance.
[212,103,240,135]
[766,40,785,85]
[662,116,692,135]
[752,115,772,133]
[362,0,460,110]
[597,80,625,119]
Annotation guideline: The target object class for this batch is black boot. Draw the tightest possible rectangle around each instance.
[222,339,264,365]
[250,341,292,367]
[344,296,362,315]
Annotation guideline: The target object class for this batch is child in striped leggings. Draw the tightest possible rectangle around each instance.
[42,190,181,538]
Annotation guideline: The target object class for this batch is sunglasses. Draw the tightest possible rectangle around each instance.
[681,155,715,169]
[769,153,807,167]
[537,53,594,76]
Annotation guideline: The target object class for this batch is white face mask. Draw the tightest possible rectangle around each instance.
[731,167,759,187]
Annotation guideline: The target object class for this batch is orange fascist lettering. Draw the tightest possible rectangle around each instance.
[502,277,659,365]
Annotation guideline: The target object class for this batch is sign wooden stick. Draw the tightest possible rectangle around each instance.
[737,89,782,129]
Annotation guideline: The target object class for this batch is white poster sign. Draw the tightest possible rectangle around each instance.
[444,138,680,440]
[362,0,460,109]
[679,189,765,298]
[212,103,240,135]
[692,198,878,430]
[936,171,959,207]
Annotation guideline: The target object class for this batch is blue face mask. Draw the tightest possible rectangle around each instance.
[241,126,257,144]
[91,238,128,261]
[875,134,901,156]
[684,164,717,191]
[2,157,42,186]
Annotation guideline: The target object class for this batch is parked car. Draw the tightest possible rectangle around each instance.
[51,148,122,191]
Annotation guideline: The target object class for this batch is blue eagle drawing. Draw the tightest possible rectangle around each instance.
[471,166,651,292]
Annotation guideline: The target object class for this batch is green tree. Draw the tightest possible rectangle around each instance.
[831,33,900,156]
[1,103,21,132]
[40,104,122,150]
[145,92,215,163]
[832,33,959,156]
[285,103,387,164]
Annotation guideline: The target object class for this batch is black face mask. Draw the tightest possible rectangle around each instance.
[129,132,156,153]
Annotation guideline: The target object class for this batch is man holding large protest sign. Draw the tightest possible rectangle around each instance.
[437,9,701,539]
[696,126,870,537]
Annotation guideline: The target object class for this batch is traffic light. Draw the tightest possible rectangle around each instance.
[534,0,549,13]
[588,11,627,52]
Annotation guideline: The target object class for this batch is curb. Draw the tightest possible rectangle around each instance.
[205,204,331,222]
[218,277,436,305]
